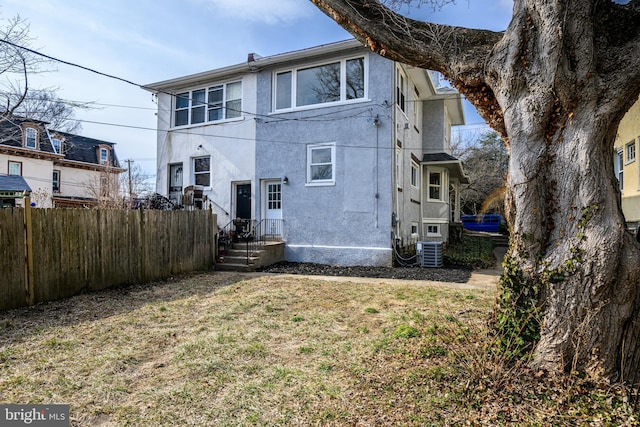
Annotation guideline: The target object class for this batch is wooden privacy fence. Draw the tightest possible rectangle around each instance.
[1,205,217,311]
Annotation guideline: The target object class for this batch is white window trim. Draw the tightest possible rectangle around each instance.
[53,170,61,193]
[192,156,212,188]
[396,67,408,117]
[410,161,419,188]
[306,143,336,186]
[8,161,22,176]
[626,140,636,164]
[426,224,441,237]
[426,166,448,202]
[100,148,109,165]
[273,55,368,112]
[615,149,624,192]
[173,80,243,128]
[25,127,37,149]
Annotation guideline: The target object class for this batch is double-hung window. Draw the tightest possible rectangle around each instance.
[100,148,109,164]
[626,140,636,163]
[275,56,366,111]
[8,161,21,176]
[615,149,624,190]
[25,127,37,149]
[307,144,335,185]
[411,162,419,188]
[397,68,407,113]
[427,168,447,202]
[53,170,61,193]
[174,81,242,127]
[193,156,211,187]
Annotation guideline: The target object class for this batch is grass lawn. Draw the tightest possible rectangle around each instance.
[0,272,637,426]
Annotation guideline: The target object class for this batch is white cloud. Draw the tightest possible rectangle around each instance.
[193,0,313,24]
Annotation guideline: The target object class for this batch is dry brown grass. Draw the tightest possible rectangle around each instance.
[0,272,637,426]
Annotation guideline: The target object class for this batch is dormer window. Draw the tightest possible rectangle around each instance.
[25,127,37,149]
[52,138,62,154]
[100,147,109,165]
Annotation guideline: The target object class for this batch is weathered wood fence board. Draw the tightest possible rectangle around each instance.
[0,209,27,310]
[1,208,216,311]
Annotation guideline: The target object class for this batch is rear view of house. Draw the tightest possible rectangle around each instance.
[145,39,468,267]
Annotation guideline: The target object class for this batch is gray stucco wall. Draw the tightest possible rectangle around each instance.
[422,100,447,152]
[255,48,395,266]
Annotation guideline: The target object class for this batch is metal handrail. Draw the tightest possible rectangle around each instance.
[218,218,283,265]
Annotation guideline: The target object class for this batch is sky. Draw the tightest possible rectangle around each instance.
[0,0,514,187]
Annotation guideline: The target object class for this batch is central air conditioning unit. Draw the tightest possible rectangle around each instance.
[416,241,443,268]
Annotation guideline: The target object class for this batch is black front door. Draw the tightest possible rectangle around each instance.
[236,184,251,219]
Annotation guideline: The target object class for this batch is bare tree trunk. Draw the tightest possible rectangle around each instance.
[310,0,640,386]
[487,1,640,385]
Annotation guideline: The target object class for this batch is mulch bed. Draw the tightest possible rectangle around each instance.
[257,261,472,283]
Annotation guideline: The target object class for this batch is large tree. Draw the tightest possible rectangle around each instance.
[0,14,84,132]
[311,0,640,386]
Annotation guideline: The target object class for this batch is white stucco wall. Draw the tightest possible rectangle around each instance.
[155,74,258,226]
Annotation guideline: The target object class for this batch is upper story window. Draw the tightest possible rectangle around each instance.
[8,161,22,176]
[51,138,63,154]
[174,81,242,127]
[275,56,366,111]
[615,149,624,191]
[397,68,407,113]
[25,127,37,149]
[53,170,60,193]
[626,140,636,163]
[307,143,335,185]
[411,162,419,188]
[100,147,109,165]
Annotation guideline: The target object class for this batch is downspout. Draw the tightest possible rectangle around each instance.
[374,114,380,228]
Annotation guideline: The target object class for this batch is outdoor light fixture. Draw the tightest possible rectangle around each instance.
[283,176,289,185]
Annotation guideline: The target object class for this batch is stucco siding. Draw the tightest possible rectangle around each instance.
[255,49,394,266]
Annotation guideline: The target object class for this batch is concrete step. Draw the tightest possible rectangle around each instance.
[216,262,256,272]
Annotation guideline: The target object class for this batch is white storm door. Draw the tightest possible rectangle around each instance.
[265,181,282,221]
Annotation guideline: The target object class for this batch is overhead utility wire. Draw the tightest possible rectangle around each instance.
[2,39,486,126]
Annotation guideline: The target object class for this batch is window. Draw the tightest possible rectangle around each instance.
[426,224,441,237]
[25,127,37,149]
[411,162,419,187]
[626,140,636,163]
[396,147,402,188]
[53,170,60,193]
[411,222,419,235]
[267,183,281,210]
[427,169,447,201]
[174,81,242,127]
[307,144,335,185]
[275,56,365,110]
[52,138,62,154]
[100,148,109,164]
[8,161,21,176]
[413,86,421,129]
[169,163,183,197]
[193,156,210,186]
[615,149,624,190]
[397,68,407,113]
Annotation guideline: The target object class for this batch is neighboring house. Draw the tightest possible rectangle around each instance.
[145,39,468,266]
[614,97,640,230]
[0,174,31,207]
[0,117,124,208]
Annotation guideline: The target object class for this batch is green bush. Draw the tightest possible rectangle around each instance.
[443,234,497,269]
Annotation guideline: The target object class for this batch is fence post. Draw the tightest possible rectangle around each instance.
[23,196,35,306]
